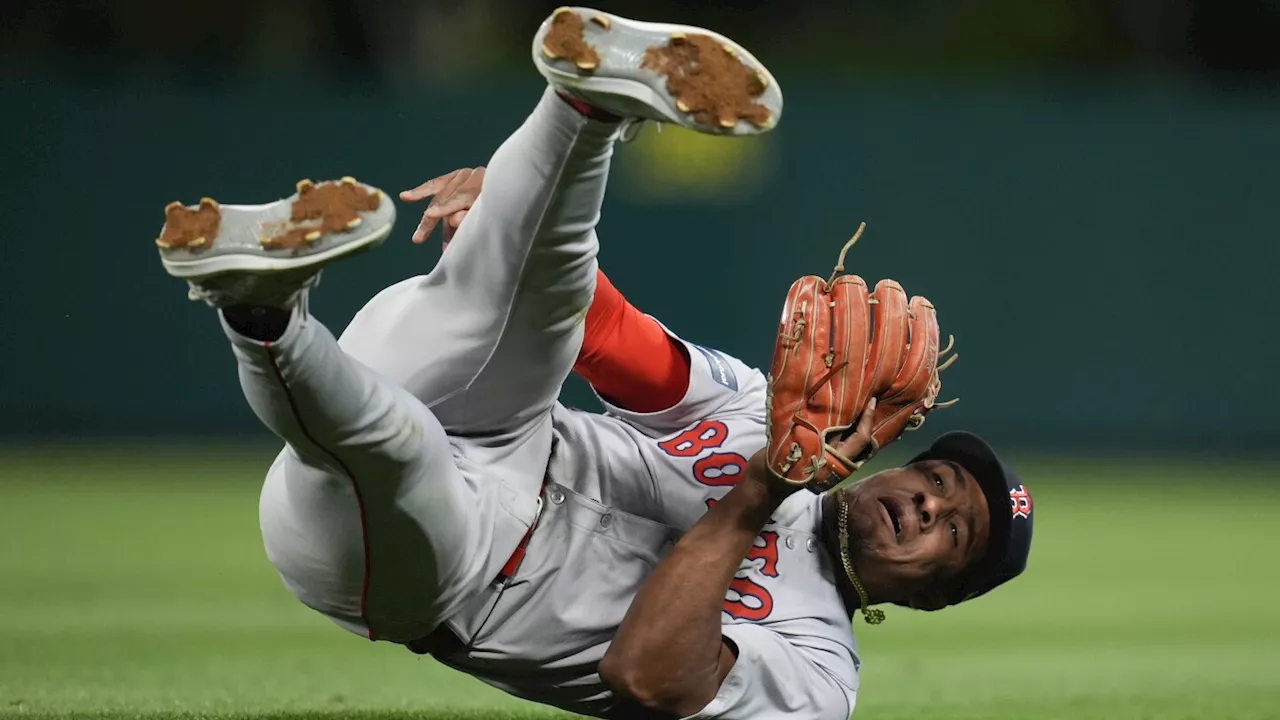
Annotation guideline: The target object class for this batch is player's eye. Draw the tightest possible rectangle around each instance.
[933,474,944,490]
[950,522,959,544]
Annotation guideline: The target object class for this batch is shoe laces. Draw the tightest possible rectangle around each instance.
[187,282,214,305]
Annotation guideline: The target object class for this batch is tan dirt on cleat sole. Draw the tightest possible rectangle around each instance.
[642,34,771,129]
[542,10,600,71]
[261,179,381,251]
[157,198,221,251]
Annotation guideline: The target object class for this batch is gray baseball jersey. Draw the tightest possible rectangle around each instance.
[232,88,858,720]
[434,330,861,719]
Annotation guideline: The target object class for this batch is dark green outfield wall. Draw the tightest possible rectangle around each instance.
[4,77,1277,451]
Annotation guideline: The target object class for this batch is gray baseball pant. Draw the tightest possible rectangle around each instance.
[224,88,618,642]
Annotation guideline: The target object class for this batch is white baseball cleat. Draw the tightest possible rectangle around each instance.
[533,6,783,136]
[153,177,396,308]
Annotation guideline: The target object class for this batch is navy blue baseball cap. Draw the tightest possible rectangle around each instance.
[909,431,1034,604]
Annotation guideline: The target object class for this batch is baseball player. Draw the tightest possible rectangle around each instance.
[152,7,1035,720]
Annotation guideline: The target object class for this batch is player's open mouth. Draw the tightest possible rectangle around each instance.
[878,498,903,539]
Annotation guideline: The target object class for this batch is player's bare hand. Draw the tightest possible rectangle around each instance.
[399,166,486,245]
[748,398,878,497]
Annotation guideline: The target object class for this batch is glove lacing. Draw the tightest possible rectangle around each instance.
[824,222,866,291]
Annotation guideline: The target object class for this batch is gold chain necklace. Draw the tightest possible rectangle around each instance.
[838,493,886,625]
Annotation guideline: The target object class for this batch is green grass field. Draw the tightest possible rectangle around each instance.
[1,444,1278,720]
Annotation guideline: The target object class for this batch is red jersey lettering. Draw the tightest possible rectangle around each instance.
[723,577,774,621]
[747,531,780,578]
[659,420,729,458]
[693,452,748,487]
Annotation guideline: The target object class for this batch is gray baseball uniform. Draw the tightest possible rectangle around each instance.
[234,88,858,719]
[436,340,861,718]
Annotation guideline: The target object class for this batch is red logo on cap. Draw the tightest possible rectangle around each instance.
[1010,485,1032,519]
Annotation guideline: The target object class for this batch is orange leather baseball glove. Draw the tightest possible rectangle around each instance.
[765,224,958,493]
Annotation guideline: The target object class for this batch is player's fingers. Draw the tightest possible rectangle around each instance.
[429,167,484,218]
[435,210,468,248]
[858,397,877,437]
[413,171,476,242]
[834,398,878,460]
[425,168,476,219]
[460,166,484,200]
[413,207,441,244]
[399,173,455,202]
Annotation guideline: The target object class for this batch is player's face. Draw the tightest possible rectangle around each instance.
[841,459,990,608]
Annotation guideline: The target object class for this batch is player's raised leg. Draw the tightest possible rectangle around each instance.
[337,6,783,458]
[154,183,510,643]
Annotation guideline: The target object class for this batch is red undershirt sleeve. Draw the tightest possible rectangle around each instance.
[574,269,691,413]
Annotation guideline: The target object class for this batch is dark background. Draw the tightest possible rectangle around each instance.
[4,0,1279,456]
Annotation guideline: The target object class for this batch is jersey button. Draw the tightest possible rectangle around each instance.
[785,536,795,549]
[599,513,613,529]
[547,486,565,505]
[806,538,817,553]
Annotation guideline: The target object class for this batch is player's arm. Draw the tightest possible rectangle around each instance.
[408,166,692,413]
[575,270,691,413]
[599,410,875,718]
[598,450,781,716]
